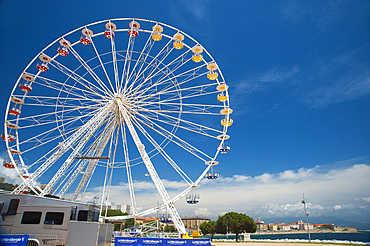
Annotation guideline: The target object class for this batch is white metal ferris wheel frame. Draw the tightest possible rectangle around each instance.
[3,18,232,234]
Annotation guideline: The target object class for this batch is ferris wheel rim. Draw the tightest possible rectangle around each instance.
[3,17,231,223]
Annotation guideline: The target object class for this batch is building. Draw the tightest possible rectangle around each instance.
[268,223,278,231]
[0,176,5,183]
[255,218,268,231]
[116,204,131,214]
[101,204,112,211]
[314,223,334,230]
[181,217,210,231]
[135,216,159,225]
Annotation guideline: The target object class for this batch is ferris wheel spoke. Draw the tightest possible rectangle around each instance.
[133,113,212,162]
[12,113,94,150]
[131,117,193,185]
[134,63,206,101]
[14,103,114,194]
[129,47,192,97]
[89,32,116,93]
[127,38,174,95]
[31,73,106,100]
[13,108,95,131]
[138,100,224,115]
[120,122,138,214]
[68,46,114,96]
[141,110,224,139]
[125,31,157,93]
[49,60,111,98]
[138,82,219,105]
[120,32,137,93]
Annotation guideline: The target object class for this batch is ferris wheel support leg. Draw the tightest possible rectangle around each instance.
[117,100,186,235]
[41,104,113,196]
[58,120,117,198]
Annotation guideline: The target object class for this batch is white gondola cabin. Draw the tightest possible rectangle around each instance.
[206,171,219,180]
[9,107,21,116]
[152,24,163,41]
[80,28,93,45]
[57,46,69,56]
[19,82,32,92]
[219,142,230,154]
[221,117,233,126]
[217,93,228,102]
[173,33,184,49]
[129,21,140,37]
[207,62,218,80]
[192,45,203,63]
[80,35,91,45]
[104,30,115,39]
[36,62,49,72]
[105,22,116,39]
[186,193,200,204]
[3,159,19,169]
[1,133,15,142]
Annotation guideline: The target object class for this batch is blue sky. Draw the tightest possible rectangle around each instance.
[0,0,369,226]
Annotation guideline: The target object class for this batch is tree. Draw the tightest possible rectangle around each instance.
[216,212,256,242]
[0,182,17,191]
[199,221,217,240]
[101,209,124,217]
[164,225,176,232]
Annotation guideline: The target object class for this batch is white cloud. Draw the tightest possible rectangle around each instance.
[180,163,370,221]
[0,156,21,185]
[360,197,370,203]
[15,160,370,223]
[194,208,212,217]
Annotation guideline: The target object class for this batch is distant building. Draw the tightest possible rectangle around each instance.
[268,223,278,231]
[255,218,268,231]
[314,223,334,230]
[182,217,210,231]
[136,216,159,225]
[0,176,5,183]
[116,204,131,214]
[101,205,112,211]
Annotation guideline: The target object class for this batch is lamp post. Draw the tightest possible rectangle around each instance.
[302,194,311,242]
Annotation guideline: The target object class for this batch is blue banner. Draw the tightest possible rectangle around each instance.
[115,237,211,246]
[0,235,29,246]
[115,237,139,246]
[163,239,188,246]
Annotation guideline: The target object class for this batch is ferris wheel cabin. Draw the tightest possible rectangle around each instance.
[1,133,15,142]
[186,193,200,204]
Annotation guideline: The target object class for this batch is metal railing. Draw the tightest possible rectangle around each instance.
[28,234,59,246]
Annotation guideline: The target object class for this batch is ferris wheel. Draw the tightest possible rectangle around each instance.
[2,18,232,234]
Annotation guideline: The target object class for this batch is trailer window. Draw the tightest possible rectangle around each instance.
[21,211,42,224]
[44,212,64,225]
[77,210,88,221]
[7,199,19,215]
